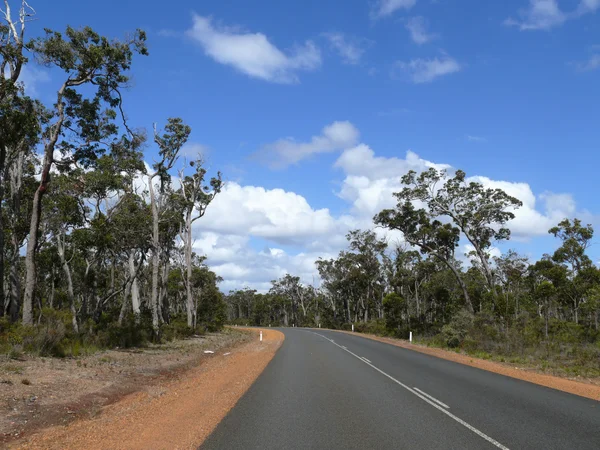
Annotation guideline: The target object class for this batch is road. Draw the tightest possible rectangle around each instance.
[201,328,599,449]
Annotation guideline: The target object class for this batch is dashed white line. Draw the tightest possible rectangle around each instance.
[310,331,509,450]
[413,387,450,409]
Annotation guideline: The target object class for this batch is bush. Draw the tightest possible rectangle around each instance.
[355,319,388,336]
[442,309,474,348]
[161,317,198,342]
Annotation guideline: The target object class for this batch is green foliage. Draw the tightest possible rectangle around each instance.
[161,317,199,342]
[441,309,474,348]
[383,293,406,336]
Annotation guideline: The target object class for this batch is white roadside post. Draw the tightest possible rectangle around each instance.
[352,324,354,332]
[260,331,263,342]
[409,331,413,343]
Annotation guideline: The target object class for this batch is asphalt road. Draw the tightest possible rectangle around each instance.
[201,328,599,450]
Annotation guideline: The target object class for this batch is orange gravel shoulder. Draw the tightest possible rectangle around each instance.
[11,328,284,450]
[332,330,600,402]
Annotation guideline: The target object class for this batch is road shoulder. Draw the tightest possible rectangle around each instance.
[10,328,284,449]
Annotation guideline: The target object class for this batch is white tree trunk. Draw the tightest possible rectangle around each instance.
[148,174,160,335]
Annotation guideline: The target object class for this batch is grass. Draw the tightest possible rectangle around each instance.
[2,363,24,375]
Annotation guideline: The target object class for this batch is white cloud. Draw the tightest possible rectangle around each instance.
[372,0,417,18]
[395,55,461,83]
[256,121,360,168]
[322,32,369,65]
[175,122,590,292]
[576,54,600,71]
[186,14,321,83]
[336,146,578,242]
[467,135,487,143]
[405,17,438,44]
[194,182,342,246]
[505,0,599,31]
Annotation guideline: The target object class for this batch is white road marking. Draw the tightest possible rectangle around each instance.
[414,387,450,409]
[310,332,509,450]
[361,357,372,363]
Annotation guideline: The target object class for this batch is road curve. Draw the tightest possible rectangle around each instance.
[201,328,599,449]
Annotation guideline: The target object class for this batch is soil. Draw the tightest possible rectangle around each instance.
[1,327,283,449]
[332,330,600,401]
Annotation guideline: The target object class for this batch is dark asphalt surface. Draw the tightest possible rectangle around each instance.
[201,328,600,450]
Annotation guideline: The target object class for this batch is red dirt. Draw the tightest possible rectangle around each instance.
[4,328,284,449]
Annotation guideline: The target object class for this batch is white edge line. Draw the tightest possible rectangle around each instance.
[413,387,450,409]
[362,357,372,363]
[309,331,509,450]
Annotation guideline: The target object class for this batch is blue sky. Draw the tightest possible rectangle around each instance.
[26,0,600,291]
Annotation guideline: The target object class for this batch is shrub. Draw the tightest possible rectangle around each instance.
[161,317,198,342]
[442,309,474,348]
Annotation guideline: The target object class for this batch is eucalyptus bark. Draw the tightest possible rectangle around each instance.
[148,174,160,335]
[56,232,78,333]
[23,82,67,325]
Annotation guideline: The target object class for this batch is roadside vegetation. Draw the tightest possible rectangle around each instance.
[226,171,600,378]
[0,1,225,358]
[0,1,598,383]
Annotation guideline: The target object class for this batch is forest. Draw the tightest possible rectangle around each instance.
[1,1,599,377]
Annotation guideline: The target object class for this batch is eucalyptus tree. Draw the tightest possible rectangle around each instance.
[147,118,189,334]
[0,0,38,315]
[376,168,522,313]
[22,25,147,325]
[375,200,471,311]
[549,219,594,323]
[178,157,222,328]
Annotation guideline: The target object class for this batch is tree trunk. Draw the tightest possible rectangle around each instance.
[129,252,141,317]
[148,174,160,336]
[56,233,78,333]
[22,84,66,326]
[159,258,169,323]
[430,250,474,314]
[184,210,194,328]
[22,187,43,325]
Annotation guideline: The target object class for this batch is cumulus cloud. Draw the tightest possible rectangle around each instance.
[192,231,334,292]
[405,17,438,44]
[372,0,417,19]
[322,32,369,65]
[394,55,461,83]
[186,14,321,83]
[179,122,589,292]
[505,0,599,31]
[335,146,578,242]
[194,182,341,245]
[255,121,360,168]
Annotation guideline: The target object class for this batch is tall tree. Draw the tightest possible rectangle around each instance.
[147,118,189,334]
[178,157,222,328]
[21,25,147,325]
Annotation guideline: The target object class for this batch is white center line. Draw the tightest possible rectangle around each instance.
[310,331,509,450]
[361,357,372,363]
[413,387,450,409]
